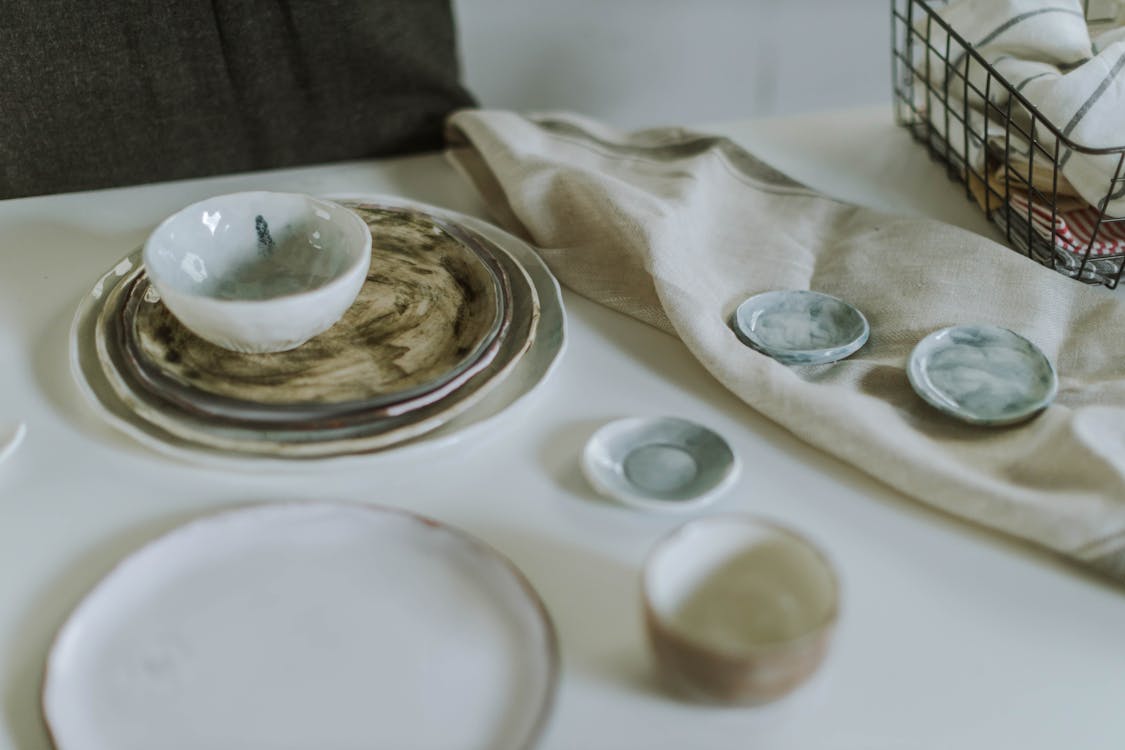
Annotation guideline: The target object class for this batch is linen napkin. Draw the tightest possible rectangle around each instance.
[966,163,1125,283]
[1005,191,1125,257]
[920,0,1125,216]
[446,110,1125,581]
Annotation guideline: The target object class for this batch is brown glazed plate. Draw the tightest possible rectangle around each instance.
[70,195,565,466]
[121,205,512,425]
[92,242,538,457]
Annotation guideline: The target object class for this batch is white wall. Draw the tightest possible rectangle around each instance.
[454,0,891,127]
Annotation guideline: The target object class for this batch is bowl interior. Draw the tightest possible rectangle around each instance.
[144,193,368,301]
[737,290,867,354]
[645,517,837,654]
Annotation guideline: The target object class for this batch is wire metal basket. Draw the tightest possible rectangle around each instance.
[891,0,1125,286]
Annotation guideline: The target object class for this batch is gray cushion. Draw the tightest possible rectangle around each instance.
[0,0,475,198]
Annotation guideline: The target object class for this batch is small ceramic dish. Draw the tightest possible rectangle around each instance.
[42,503,559,750]
[69,194,568,468]
[0,421,26,465]
[142,191,372,353]
[907,324,1058,426]
[581,417,739,512]
[732,290,869,365]
[643,515,839,704]
[127,205,511,423]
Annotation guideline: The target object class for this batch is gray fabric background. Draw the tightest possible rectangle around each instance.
[0,0,474,198]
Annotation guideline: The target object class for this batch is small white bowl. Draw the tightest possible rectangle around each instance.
[581,417,739,512]
[643,515,839,704]
[142,191,372,353]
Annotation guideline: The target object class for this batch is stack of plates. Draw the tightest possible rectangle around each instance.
[70,196,567,465]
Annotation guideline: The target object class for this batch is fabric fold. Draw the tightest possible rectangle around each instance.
[446,109,1125,581]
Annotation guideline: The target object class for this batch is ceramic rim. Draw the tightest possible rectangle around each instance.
[0,422,26,465]
[41,501,561,750]
[731,290,869,365]
[142,192,373,302]
[906,324,1058,426]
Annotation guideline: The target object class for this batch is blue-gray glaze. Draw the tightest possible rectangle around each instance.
[907,324,1057,426]
[585,417,737,508]
[622,443,700,495]
[732,290,869,365]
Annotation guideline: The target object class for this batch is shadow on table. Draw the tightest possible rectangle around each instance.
[536,418,610,503]
[3,217,149,451]
[475,524,663,700]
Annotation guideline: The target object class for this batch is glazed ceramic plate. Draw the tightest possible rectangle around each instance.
[93,232,536,457]
[581,417,739,512]
[70,196,567,467]
[95,210,531,434]
[42,503,559,750]
[907,324,1058,426]
[732,290,869,365]
[124,205,511,423]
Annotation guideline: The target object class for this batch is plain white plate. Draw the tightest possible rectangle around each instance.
[69,195,567,470]
[42,502,559,750]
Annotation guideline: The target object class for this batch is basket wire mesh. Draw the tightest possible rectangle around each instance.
[891,0,1125,286]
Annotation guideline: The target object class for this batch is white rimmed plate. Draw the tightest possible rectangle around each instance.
[69,195,567,469]
[43,503,559,750]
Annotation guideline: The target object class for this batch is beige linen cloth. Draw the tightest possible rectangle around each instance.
[445,110,1125,580]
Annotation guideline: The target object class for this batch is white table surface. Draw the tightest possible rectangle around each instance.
[2,106,1123,750]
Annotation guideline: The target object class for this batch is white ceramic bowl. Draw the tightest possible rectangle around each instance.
[643,515,839,704]
[142,192,372,353]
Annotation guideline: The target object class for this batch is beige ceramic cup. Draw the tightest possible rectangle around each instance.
[642,515,839,704]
